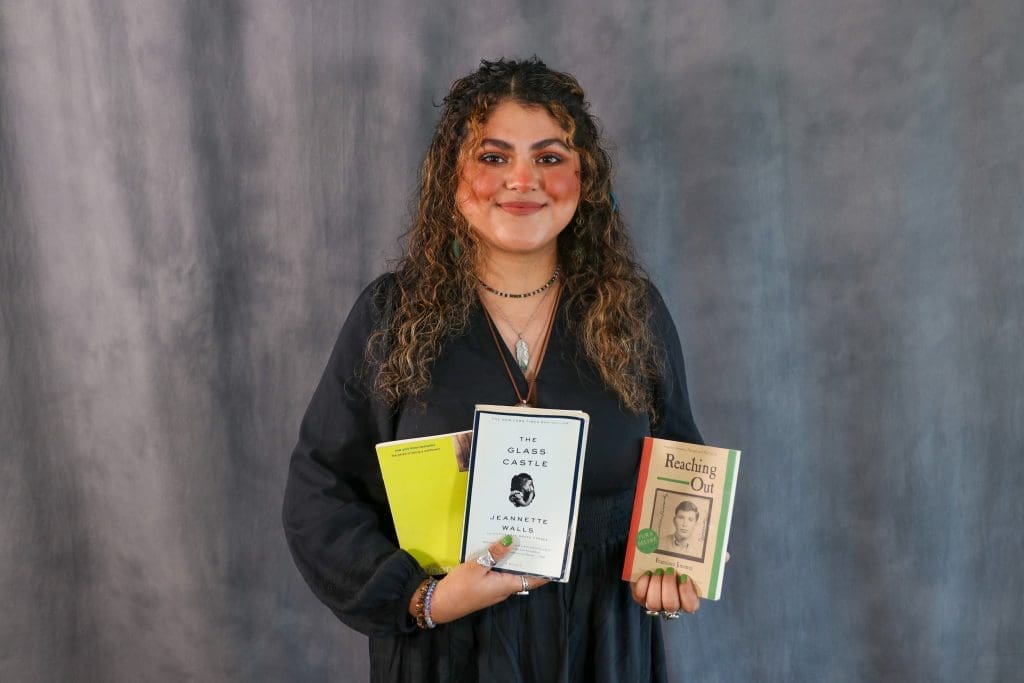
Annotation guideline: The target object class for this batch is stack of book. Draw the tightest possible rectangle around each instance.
[377,406,740,597]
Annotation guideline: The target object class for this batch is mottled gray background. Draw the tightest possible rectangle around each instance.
[1,1,1021,681]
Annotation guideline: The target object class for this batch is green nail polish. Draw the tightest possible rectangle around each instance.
[501,535,513,547]
[679,574,688,584]
[665,567,674,576]
[655,568,664,577]
[644,570,653,577]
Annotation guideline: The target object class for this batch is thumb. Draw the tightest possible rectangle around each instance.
[476,534,516,572]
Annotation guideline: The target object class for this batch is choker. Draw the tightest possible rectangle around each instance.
[478,266,560,299]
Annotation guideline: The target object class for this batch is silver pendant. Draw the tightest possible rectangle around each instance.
[515,337,530,373]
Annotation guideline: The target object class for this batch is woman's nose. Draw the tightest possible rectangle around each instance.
[505,158,539,192]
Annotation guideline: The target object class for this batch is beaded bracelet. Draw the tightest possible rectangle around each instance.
[423,579,439,629]
[413,578,440,630]
[412,578,431,630]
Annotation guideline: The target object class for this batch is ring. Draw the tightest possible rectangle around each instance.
[662,610,680,620]
[515,575,531,595]
[476,550,496,568]
[644,609,660,617]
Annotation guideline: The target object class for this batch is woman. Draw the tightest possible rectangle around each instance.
[283,57,703,682]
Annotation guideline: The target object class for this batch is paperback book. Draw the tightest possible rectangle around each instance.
[375,430,473,575]
[622,437,741,600]
[460,405,589,582]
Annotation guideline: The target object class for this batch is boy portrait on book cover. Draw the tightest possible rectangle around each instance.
[651,491,712,562]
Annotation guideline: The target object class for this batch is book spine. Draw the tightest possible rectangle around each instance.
[553,415,588,582]
[706,449,740,599]
[459,412,485,562]
[621,436,656,581]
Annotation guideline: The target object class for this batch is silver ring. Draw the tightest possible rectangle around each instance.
[644,609,660,617]
[515,575,530,595]
[476,550,496,568]
[662,610,680,620]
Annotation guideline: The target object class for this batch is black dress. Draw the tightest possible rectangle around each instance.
[283,274,702,682]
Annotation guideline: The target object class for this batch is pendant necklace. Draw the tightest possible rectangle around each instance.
[483,282,554,373]
[482,284,561,407]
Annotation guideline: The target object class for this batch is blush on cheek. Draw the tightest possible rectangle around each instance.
[542,165,582,199]
[469,168,504,199]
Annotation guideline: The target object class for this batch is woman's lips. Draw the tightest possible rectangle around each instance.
[498,201,545,216]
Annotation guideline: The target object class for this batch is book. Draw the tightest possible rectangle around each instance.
[622,437,741,600]
[375,430,473,575]
[460,405,590,582]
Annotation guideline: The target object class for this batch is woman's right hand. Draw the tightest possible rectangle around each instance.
[411,536,549,624]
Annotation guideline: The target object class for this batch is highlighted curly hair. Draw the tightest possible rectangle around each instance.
[368,57,662,415]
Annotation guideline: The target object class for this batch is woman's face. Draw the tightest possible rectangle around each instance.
[456,101,581,260]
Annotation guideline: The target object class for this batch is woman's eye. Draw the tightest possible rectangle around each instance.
[479,152,506,164]
[536,153,564,165]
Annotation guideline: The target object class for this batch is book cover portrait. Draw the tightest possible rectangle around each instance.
[649,490,713,562]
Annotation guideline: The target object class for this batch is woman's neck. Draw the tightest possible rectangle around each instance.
[476,250,559,295]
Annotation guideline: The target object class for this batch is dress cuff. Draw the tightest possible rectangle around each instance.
[393,551,430,634]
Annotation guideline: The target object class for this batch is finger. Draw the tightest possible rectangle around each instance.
[475,535,515,573]
[661,568,680,613]
[501,573,550,595]
[678,574,700,614]
[519,575,551,590]
[631,572,651,605]
[644,571,664,612]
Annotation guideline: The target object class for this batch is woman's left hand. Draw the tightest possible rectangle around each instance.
[630,551,729,616]
[630,568,700,615]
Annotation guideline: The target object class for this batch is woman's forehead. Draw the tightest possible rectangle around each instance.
[476,101,569,142]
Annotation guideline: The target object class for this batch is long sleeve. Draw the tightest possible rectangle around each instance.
[282,275,426,637]
[648,284,704,445]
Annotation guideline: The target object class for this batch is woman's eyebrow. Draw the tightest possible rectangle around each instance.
[480,137,571,151]
[531,138,571,151]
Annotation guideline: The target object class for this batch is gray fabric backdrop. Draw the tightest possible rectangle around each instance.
[1,1,1021,681]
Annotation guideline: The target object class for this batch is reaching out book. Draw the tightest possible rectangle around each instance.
[375,430,473,575]
[622,437,741,600]
[460,405,590,582]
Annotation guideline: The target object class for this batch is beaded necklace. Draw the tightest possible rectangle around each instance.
[477,266,560,299]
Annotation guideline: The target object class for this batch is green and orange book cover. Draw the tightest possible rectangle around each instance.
[622,437,740,600]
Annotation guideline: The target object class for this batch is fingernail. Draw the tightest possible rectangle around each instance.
[665,567,674,576]
[679,574,688,584]
[655,568,664,576]
[644,570,652,577]
[501,535,514,547]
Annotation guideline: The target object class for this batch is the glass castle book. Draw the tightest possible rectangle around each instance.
[460,405,590,582]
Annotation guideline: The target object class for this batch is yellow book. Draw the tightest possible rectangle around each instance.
[375,430,472,575]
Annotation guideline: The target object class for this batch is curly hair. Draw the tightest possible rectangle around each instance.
[368,57,662,416]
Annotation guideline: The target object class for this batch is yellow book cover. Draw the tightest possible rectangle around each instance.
[622,437,741,600]
[375,430,473,575]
